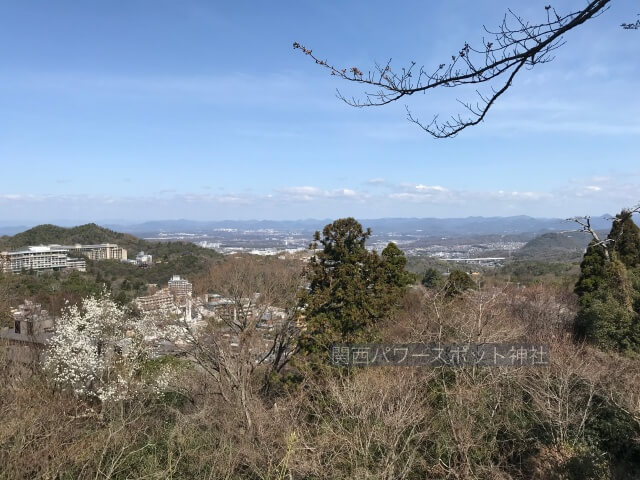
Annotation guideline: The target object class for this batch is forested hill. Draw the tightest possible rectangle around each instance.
[0,223,221,260]
[0,223,137,251]
[514,232,592,261]
[0,223,223,274]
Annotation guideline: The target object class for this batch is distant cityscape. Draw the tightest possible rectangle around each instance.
[142,228,530,266]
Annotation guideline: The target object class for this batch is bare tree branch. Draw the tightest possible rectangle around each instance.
[567,202,640,261]
[567,215,612,260]
[294,0,611,138]
[621,13,640,29]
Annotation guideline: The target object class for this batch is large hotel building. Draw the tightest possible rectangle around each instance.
[0,243,127,274]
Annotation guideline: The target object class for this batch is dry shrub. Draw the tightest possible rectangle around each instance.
[290,367,435,480]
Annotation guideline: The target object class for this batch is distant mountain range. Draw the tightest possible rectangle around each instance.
[105,215,613,237]
[0,215,614,238]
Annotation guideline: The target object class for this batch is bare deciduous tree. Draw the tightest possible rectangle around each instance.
[567,214,613,260]
[295,1,614,138]
[567,202,640,261]
[183,256,303,429]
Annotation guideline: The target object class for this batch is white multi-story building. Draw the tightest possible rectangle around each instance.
[64,243,127,261]
[0,243,128,274]
[135,251,153,266]
[0,246,86,274]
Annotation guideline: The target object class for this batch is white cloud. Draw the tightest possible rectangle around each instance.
[277,186,365,201]
[367,178,386,185]
[415,184,448,192]
[2,176,639,222]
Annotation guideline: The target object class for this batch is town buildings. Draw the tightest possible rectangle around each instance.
[134,275,194,324]
[0,301,55,363]
[135,251,153,266]
[134,288,175,313]
[168,275,193,298]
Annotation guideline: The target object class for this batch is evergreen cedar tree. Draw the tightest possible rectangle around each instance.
[574,210,640,352]
[444,270,476,298]
[299,218,410,356]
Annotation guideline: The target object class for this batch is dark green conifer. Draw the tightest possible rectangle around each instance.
[444,270,476,298]
[608,210,640,268]
[422,267,444,289]
[575,210,640,352]
[299,218,409,356]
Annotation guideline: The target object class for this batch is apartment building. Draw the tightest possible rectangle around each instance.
[134,288,175,313]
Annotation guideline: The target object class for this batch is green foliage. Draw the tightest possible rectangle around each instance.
[444,270,476,297]
[60,271,104,298]
[516,232,590,262]
[87,243,218,286]
[575,242,609,307]
[422,267,444,288]
[608,210,640,268]
[574,211,640,353]
[575,255,639,352]
[585,394,640,466]
[562,444,610,480]
[574,291,636,351]
[380,241,413,292]
[490,260,580,287]
[405,254,451,276]
[299,218,409,356]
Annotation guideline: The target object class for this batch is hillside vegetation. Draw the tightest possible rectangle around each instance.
[514,232,592,262]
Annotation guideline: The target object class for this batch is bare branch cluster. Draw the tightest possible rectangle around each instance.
[181,257,304,429]
[294,0,610,138]
[567,215,613,260]
[621,14,640,29]
[567,202,640,261]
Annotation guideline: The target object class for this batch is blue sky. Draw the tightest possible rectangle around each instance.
[0,0,638,223]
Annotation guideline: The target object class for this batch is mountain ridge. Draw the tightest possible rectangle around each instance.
[104,215,614,236]
[0,216,615,244]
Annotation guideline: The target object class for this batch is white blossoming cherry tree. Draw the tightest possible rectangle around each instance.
[44,293,173,403]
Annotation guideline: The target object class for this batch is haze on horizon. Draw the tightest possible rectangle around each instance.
[1,1,638,223]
